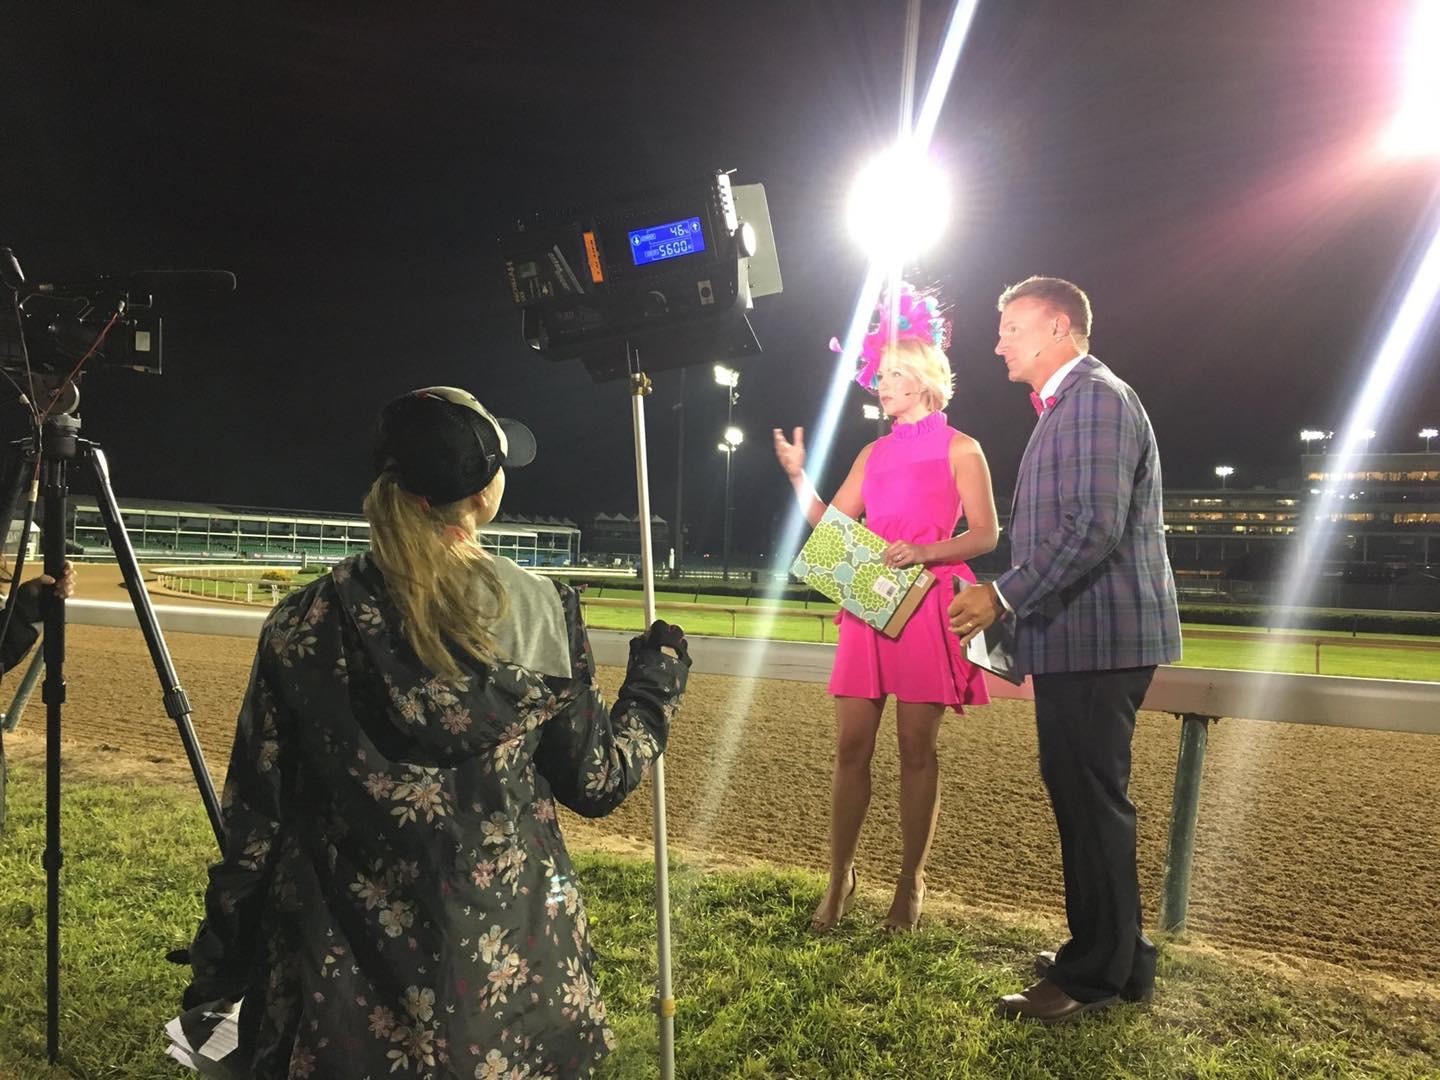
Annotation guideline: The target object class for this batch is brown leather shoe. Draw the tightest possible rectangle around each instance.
[997,978,1118,1023]
[1033,951,1154,1004]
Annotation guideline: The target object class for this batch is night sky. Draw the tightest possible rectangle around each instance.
[3,1,1437,557]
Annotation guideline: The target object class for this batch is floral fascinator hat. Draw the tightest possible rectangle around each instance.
[829,283,951,395]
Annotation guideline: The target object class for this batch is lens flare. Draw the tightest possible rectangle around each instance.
[1242,197,1440,702]
[1382,0,1440,158]
[846,144,951,263]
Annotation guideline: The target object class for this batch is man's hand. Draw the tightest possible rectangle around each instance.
[16,561,77,612]
[948,582,1002,647]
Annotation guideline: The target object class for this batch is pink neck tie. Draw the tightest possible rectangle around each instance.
[1030,392,1058,416]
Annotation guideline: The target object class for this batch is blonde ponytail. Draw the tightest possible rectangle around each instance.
[362,472,508,681]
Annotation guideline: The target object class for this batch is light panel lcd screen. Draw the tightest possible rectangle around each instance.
[628,216,706,267]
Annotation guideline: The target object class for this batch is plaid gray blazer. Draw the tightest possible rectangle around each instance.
[995,355,1182,675]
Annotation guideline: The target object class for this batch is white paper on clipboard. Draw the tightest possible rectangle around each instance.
[953,579,1023,685]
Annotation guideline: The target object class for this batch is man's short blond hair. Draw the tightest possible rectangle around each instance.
[998,276,1093,345]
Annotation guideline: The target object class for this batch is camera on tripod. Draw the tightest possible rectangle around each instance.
[2,245,237,385]
[499,170,781,380]
[0,240,231,846]
[9,288,163,377]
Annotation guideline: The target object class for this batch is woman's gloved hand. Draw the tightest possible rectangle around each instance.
[637,620,690,665]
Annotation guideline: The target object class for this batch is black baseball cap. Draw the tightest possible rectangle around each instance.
[374,386,536,505]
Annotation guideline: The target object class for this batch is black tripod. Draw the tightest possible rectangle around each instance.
[0,406,224,1065]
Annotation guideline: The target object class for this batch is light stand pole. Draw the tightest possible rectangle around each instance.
[721,445,732,581]
[714,364,739,436]
[1420,427,1437,453]
[624,346,676,1080]
[671,368,686,579]
[718,426,743,581]
[714,366,741,581]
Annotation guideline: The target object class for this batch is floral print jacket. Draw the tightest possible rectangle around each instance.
[184,553,688,1079]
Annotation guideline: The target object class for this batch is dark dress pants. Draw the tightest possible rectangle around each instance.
[1032,666,1157,1003]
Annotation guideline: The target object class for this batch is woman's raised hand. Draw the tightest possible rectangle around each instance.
[773,426,806,479]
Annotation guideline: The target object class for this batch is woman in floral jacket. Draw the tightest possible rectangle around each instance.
[183,387,689,1079]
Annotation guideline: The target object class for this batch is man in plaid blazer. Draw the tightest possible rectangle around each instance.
[949,276,1181,1022]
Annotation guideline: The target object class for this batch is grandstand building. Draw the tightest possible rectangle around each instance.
[65,498,580,566]
[582,512,671,566]
[1156,452,1439,575]
[1162,489,1302,571]
[1301,451,1440,569]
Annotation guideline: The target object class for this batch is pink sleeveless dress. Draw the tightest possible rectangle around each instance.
[827,410,990,712]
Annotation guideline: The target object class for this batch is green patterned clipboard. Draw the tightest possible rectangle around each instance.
[791,505,935,638]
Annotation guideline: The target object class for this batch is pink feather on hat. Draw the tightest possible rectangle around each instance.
[829,283,951,395]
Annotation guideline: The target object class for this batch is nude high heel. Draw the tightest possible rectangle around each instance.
[810,866,859,934]
[881,874,925,933]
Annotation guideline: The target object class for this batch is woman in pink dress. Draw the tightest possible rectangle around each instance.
[773,288,998,932]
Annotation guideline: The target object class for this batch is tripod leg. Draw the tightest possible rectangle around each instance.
[1,647,45,733]
[83,444,225,847]
[0,440,38,837]
[40,452,67,1064]
[0,647,43,835]
[0,440,28,567]
[0,441,42,637]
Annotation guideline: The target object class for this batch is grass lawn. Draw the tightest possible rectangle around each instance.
[579,603,1440,680]
[1175,638,1439,679]
[0,764,1436,1078]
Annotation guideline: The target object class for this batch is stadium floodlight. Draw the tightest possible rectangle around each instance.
[713,363,740,389]
[1299,429,1329,445]
[862,403,882,420]
[1215,465,1235,488]
[1383,0,1440,157]
[1421,426,1438,450]
[846,141,950,264]
[723,425,744,448]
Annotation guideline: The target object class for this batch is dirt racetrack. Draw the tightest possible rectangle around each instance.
[8,567,1439,985]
